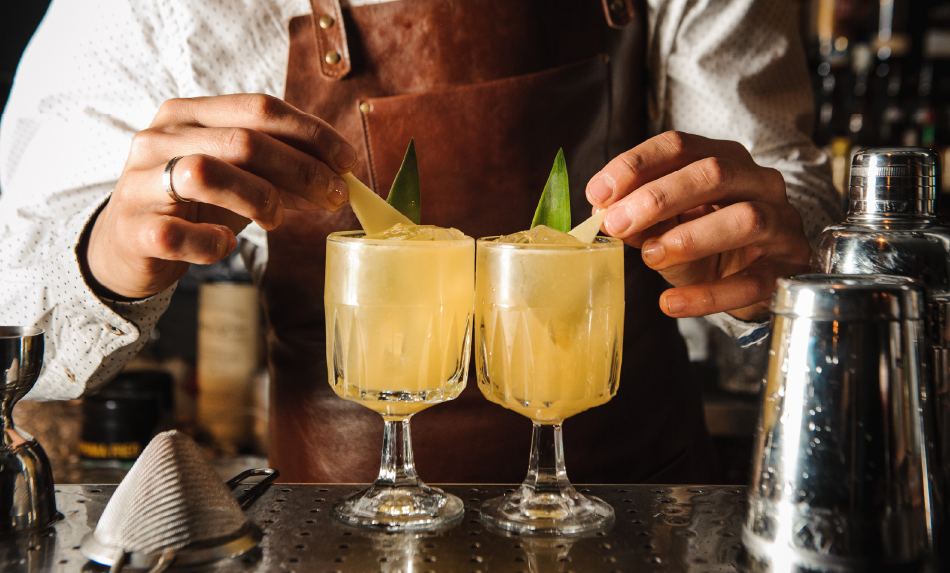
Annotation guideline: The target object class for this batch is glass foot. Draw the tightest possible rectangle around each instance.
[333,484,464,531]
[479,485,614,534]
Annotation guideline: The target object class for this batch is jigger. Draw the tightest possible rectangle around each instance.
[0,326,57,534]
[742,275,935,572]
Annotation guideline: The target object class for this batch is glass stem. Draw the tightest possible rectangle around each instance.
[374,417,422,489]
[522,423,573,495]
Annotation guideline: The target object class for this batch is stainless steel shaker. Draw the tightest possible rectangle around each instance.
[742,275,935,571]
[813,147,950,515]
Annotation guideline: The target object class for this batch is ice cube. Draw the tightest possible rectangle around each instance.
[364,223,466,241]
[497,225,583,245]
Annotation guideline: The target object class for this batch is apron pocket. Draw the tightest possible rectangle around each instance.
[360,54,610,238]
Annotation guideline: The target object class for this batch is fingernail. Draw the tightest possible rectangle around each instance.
[218,230,235,256]
[334,141,358,170]
[266,193,283,227]
[606,206,632,234]
[328,176,349,206]
[667,294,687,315]
[642,240,665,265]
[588,175,614,204]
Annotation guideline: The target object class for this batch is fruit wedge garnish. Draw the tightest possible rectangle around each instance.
[343,173,412,235]
[568,210,606,244]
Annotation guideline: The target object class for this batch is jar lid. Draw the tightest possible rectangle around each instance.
[848,147,939,218]
[772,274,924,320]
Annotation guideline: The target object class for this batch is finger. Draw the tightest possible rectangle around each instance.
[602,157,785,238]
[640,202,777,270]
[137,125,349,210]
[165,154,284,230]
[138,216,237,265]
[658,259,804,318]
[279,189,341,211]
[619,206,715,249]
[586,131,753,207]
[620,217,680,249]
[150,94,358,173]
[197,203,252,235]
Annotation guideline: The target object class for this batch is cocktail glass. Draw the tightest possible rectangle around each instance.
[475,236,624,534]
[324,230,474,530]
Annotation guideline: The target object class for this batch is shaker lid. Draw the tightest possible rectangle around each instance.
[848,147,939,218]
[772,274,924,320]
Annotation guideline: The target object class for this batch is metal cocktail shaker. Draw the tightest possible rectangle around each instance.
[812,147,949,515]
[742,275,935,571]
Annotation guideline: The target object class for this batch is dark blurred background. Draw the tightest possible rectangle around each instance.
[1,1,51,111]
[804,0,950,211]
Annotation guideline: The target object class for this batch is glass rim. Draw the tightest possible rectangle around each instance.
[0,326,44,338]
[476,235,623,250]
[327,229,474,246]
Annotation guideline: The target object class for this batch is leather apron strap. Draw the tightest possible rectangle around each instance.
[309,0,352,79]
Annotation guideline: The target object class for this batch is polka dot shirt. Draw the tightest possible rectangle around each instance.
[0,0,840,400]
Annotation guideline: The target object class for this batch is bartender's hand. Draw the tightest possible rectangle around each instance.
[587,131,811,321]
[85,94,356,300]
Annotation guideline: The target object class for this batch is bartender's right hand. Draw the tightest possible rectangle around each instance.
[84,94,356,300]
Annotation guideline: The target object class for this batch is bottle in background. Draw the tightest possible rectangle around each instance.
[79,370,174,481]
[195,253,262,454]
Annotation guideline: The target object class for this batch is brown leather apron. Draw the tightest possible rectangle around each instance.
[263,0,720,484]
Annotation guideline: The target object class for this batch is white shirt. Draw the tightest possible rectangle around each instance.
[0,0,841,401]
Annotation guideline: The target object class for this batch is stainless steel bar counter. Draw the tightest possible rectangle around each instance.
[2,484,748,572]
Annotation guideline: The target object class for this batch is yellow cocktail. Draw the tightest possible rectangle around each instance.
[324,225,474,530]
[475,226,623,534]
[476,232,623,422]
[326,227,473,416]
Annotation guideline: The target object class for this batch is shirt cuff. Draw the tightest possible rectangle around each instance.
[703,312,770,348]
[25,194,176,400]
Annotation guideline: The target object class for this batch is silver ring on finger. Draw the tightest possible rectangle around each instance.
[163,156,191,203]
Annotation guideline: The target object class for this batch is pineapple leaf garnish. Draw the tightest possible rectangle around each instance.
[530,148,570,232]
[386,138,421,225]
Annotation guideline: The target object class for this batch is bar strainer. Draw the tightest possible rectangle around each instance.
[80,430,278,572]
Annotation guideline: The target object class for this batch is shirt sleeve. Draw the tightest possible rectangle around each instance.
[646,0,843,344]
[0,186,177,400]
[0,0,301,400]
[0,0,180,400]
[646,0,844,245]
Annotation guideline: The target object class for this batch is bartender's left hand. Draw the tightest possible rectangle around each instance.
[587,131,812,321]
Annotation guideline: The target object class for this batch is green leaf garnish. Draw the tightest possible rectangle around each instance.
[386,138,421,224]
[530,148,570,232]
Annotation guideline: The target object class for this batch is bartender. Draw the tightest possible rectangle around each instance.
[0,0,838,483]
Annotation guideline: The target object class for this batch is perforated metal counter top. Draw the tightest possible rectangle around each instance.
[1,484,748,572]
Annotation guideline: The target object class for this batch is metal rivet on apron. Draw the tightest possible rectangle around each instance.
[325,50,341,65]
[318,14,335,29]
[359,102,372,114]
